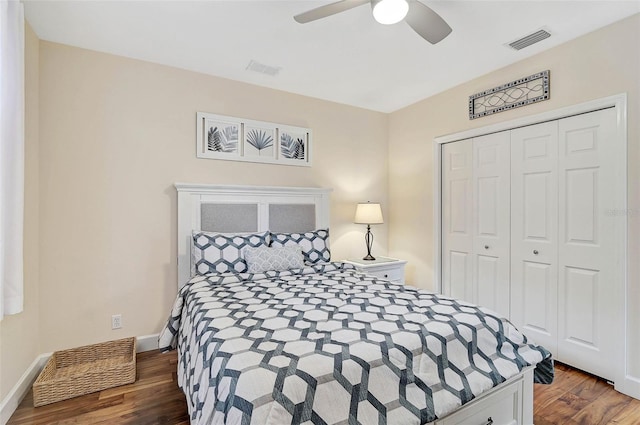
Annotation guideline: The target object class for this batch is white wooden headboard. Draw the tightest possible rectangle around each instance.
[175,183,332,289]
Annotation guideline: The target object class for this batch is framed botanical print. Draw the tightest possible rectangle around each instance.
[196,112,311,166]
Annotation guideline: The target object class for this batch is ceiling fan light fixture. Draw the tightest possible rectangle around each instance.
[372,0,409,25]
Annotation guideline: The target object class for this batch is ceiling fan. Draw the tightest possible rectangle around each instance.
[294,0,452,44]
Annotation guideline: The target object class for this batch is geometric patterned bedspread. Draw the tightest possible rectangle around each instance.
[159,262,553,425]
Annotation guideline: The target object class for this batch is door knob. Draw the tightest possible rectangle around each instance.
[533,250,539,255]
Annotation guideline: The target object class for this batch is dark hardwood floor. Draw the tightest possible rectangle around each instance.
[8,350,640,424]
[534,363,640,425]
[8,350,190,425]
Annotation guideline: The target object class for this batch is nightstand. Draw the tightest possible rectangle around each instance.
[343,257,407,284]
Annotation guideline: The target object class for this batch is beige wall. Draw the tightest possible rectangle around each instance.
[36,41,389,354]
[388,14,639,377]
[0,23,40,401]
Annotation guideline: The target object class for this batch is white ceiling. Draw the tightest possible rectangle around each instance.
[23,0,640,113]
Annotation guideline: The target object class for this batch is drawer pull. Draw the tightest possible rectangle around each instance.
[483,418,493,425]
[384,274,388,278]
[533,249,539,255]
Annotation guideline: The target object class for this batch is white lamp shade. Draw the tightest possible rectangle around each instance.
[354,202,384,224]
[372,0,409,25]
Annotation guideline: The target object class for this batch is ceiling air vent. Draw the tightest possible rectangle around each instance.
[246,60,281,77]
[507,29,551,51]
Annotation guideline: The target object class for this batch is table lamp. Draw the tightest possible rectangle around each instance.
[354,202,384,261]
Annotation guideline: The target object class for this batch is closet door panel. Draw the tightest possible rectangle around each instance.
[473,132,510,318]
[447,251,470,300]
[522,261,553,330]
[558,108,617,381]
[442,139,473,302]
[510,121,559,354]
[476,255,500,312]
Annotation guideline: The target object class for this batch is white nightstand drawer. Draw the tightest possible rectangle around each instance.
[368,267,403,282]
[343,257,407,284]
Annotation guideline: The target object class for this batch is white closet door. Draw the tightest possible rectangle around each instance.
[510,121,559,354]
[472,132,511,318]
[557,108,618,381]
[442,139,473,302]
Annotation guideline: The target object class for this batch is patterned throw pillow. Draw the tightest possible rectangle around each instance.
[192,231,269,275]
[244,246,305,274]
[269,229,331,264]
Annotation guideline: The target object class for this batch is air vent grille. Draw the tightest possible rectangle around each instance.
[246,60,281,76]
[508,29,551,50]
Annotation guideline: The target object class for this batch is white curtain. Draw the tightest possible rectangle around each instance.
[0,0,25,319]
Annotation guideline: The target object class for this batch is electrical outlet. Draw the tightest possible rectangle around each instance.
[111,314,122,330]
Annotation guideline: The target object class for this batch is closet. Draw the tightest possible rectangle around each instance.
[441,107,619,381]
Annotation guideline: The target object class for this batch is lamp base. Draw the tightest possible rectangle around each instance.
[362,224,376,261]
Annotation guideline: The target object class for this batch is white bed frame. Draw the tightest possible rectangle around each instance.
[175,183,332,289]
[174,183,536,425]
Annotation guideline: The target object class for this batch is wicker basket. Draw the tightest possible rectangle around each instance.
[33,337,136,407]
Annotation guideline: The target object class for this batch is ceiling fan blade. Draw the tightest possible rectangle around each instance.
[405,1,452,44]
[294,0,370,23]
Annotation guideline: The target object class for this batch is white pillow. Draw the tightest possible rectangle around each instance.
[244,245,305,274]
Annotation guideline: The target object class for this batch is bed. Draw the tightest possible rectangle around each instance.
[159,184,553,425]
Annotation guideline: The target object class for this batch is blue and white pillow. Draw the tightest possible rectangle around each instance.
[244,245,305,274]
[269,229,331,264]
[192,231,269,275]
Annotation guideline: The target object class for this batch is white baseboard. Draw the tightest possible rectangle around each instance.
[0,353,50,425]
[136,333,159,353]
[0,333,160,425]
